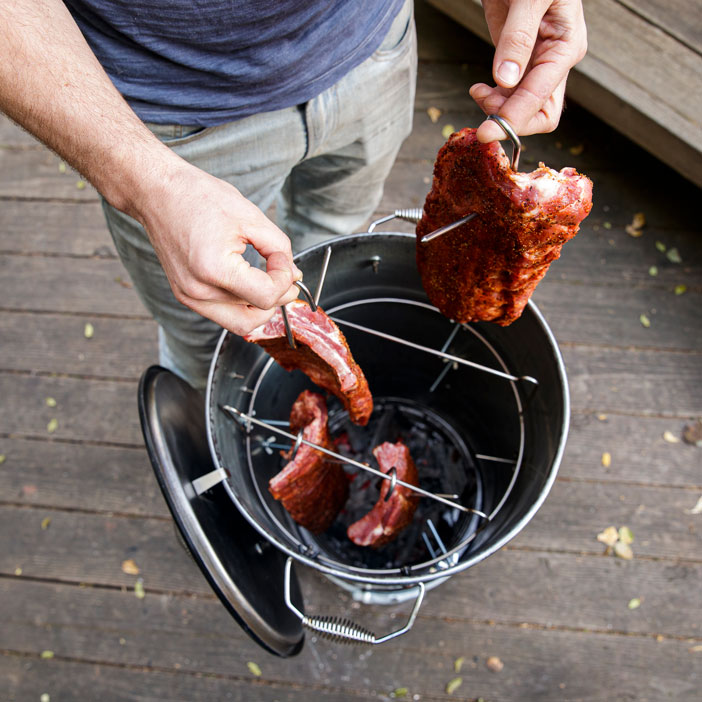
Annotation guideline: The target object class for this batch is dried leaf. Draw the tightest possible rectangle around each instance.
[391,688,408,698]
[569,144,584,156]
[631,212,646,229]
[427,106,442,123]
[445,677,463,695]
[674,284,687,295]
[666,247,682,263]
[648,265,658,276]
[45,397,57,408]
[688,496,702,515]
[639,314,651,328]
[41,695,50,702]
[14,567,22,576]
[597,526,619,547]
[441,124,455,139]
[46,418,58,434]
[58,161,67,173]
[41,517,51,530]
[662,430,680,444]
[0,454,5,465]
[627,597,642,610]
[84,322,94,339]
[76,179,86,190]
[603,222,612,230]
[618,526,634,544]
[655,241,666,252]
[134,578,145,599]
[601,452,612,468]
[597,413,608,421]
[689,644,702,653]
[454,656,465,673]
[626,224,643,238]
[40,650,54,659]
[614,541,634,560]
[121,558,140,575]
[682,420,702,447]
[486,656,504,672]
[247,661,262,677]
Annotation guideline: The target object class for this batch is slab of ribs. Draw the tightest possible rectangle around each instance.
[416,127,593,325]
[347,441,420,548]
[268,390,349,533]
[245,299,373,425]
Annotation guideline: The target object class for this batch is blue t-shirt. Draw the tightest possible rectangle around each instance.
[65,0,404,126]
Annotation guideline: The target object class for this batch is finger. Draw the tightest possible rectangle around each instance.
[492,0,549,89]
[193,299,279,337]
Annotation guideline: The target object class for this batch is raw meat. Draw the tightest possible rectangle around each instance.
[268,390,349,533]
[245,300,373,425]
[347,441,420,548]
[416,127,593,325]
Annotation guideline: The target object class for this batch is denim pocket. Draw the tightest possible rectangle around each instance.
[145,122,214,145]
[372,0,413,61]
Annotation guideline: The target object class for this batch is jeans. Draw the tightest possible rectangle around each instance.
[104,0,417,389]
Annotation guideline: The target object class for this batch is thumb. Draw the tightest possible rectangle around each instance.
[492,2,545,88]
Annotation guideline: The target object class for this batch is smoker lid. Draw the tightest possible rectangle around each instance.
[138,366,305,657]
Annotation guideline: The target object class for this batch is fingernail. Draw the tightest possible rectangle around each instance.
[497,61,520,87]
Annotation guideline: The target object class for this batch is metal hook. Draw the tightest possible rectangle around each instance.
[280,279,319,350]
[383,467,398,502]
[487,114,521,170]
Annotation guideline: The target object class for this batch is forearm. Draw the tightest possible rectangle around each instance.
[0,0,179,217]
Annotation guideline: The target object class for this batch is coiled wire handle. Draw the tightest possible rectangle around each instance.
[283,558,425,645]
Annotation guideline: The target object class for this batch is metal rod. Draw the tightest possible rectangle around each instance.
[314,246,332,306]
[329,316,537,385]
[488,113,521,170]
[280,305,296,349]
[475,453,517,465]
[420,212,478,244]
[221,404,488,518]
[294,280,317,312]
[367,208,424,233]
[428,323,463,393]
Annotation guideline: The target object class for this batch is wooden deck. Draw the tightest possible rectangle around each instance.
[1,3,701,700]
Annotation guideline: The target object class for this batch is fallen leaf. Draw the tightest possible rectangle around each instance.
[626,224,643,238]
[47,418,58,434]
[121,559,140,575]
[391,688,408,698]
[84,322,94,339]
[631,212,646,229]
[114,276,132,289]
[597,413,608,421]
[41,695,50,702]
[639,314,651,328]
[58,161,67,173]
[689,645,702,653]
[655,241,666,252]
[0,454,5,465]
[569,144,584,156]
[597,526,619,547]
[688,496,702,515]
[40,650,54,659]
[614,541,634,560]
[441,124,455,139]
[41,517,51,530]
[486,656,504,672]
[445,677,463,695]
[663,430,680,444]
[666,247,682,263]
[601,452,612,468]
[45,397,57,407]
[76,179,86,190]
[427,106,442,123]
[674,284,687,295]
[682,420,702,447]
[648,265,658,276]
[627,597,642,610]
[618,526,634,544]
[134,578,145,599]
[14,567,22,576]
[603,222,612,230]
[454,656,465,673]
[247,661,262,677]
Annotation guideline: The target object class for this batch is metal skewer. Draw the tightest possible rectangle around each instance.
[280,279,318,350]
[419,114,522,244]
[220,404,488,519]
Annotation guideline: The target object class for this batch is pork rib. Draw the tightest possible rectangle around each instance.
[416,127,593,325]
[268,390,349,533]
[245,300,373,426]
[347,441,420,548]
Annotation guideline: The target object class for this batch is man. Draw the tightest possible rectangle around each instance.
[0,0,587,388]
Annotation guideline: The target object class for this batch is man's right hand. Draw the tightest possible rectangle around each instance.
[134,158,302,336]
